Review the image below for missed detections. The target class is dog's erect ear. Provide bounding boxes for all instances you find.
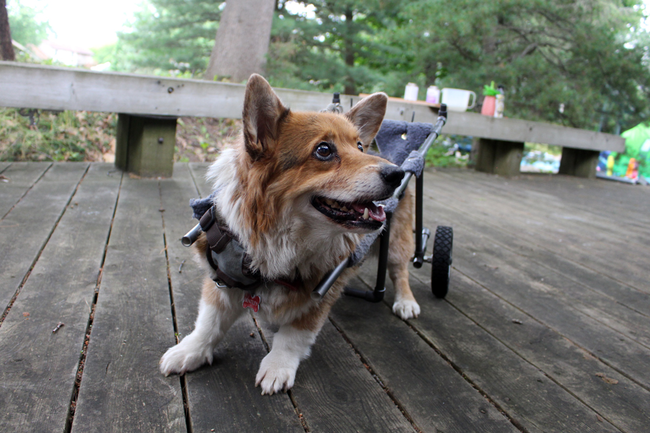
[242,74,289,160]
[345,92,388,146]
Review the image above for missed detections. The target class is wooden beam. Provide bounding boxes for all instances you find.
[0,62,625,153]
[558,148,600,178]
[116,114,177,178]
[474,138,524,177]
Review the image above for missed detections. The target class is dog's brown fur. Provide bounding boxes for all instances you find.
[160,74,419,394]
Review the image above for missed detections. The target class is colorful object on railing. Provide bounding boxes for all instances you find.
[426,85,440,104]
[626,158,639,180]
[606,154,614,176]
[481,81,498,116]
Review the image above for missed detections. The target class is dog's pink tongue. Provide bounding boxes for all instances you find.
[351,202,386,222]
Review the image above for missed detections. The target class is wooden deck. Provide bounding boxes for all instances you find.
[1,161,649,433]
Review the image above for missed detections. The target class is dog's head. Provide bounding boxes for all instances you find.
[239,74,403,242]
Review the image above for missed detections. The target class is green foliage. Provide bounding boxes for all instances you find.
[424,136,469,168]
[116,0,223,75]
[92,0,650,135]
[394,0,650,132]
[7,0,51,46]
[0,109,116,162]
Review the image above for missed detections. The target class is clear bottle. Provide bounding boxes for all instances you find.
[426,85,440,104]
[404,83,419,101]
[494,85,505,118]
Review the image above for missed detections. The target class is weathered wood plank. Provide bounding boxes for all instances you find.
[0,162,51,218]
[291,321,417,432]
[158,164,304,432]
[0,163,88,310]
[330,279,519,433]
[419,180,650,345]
[0,62,624,152]
[411,266,650,433]
[0,163,121,432]
[360,266,622,433]
[423,171,650,293]
[417,189,650,391]
[71,176,186,433]
[0,162,10,172]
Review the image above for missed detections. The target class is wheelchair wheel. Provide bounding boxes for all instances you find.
[431,226,453,299]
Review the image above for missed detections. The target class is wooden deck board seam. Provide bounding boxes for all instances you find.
[65,170,124,433]
[423,178,650,296]
[0,163,88,327]
[421,190,650,340]
[424,184,650,304]
[327,316,425,433]
[421,273,625,431]
[157,179,194,433]
[0,162,52,221]
[363,291,531,433]
[440,267,650,395]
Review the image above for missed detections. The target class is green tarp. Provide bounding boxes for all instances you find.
[612,122,650,178]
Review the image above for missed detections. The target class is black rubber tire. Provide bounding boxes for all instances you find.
[431,226,453,299]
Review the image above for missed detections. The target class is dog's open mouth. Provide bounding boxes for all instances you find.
[311,196,386,229]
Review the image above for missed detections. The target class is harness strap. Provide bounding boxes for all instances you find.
[199,205,302,292]
[199,207,232,254]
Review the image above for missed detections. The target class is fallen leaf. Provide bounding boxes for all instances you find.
[595,372,618,385]
[23,312,29,317]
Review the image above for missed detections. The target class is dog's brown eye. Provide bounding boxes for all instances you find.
[357,142,363,152]
[315,142,333,159]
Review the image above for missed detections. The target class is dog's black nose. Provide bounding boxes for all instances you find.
[380,164,405,188]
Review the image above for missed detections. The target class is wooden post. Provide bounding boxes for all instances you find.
[115,113,177,178]
[474,138,524,177]
[558,148,599,179]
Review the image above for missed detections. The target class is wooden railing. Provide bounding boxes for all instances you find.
[1,61,624,177]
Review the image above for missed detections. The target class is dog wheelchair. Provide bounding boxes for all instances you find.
[181,96,453,302]
[311,97,453,302]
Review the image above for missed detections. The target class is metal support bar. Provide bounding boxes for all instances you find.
[413,173,426,268]
[311,258,350,301]
[344,212,392,303]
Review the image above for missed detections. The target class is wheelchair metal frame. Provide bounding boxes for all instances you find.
[311,105,449,302]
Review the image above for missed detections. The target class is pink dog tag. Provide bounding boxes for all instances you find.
[243,293,261,312]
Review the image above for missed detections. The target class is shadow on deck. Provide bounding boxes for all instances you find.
[0,161,649,432]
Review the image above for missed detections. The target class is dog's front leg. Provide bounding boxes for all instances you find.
[160,279,244,376]
[255,324,317,395]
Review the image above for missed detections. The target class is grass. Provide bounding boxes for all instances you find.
[424,135,470,168]
[0,108,242,163]
[0,109,116,162]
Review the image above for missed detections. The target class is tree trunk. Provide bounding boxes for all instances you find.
[343,7,355,95]
[0,0,15,61]
[205,0,275,82]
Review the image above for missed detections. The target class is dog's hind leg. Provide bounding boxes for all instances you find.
[160,277,244,376]
[387,189,420,320]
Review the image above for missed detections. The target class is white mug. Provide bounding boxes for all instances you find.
[441,88,477,112]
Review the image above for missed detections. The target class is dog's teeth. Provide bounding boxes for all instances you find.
[326,199,334,206]
[341,206,349,212]
[363,208,369,219]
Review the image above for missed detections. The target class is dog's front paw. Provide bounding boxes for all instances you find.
[393,299,420,320]
[159,336,214,376]
[255,352,299,395]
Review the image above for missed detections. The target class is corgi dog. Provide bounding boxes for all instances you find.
[160,74,420,395]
